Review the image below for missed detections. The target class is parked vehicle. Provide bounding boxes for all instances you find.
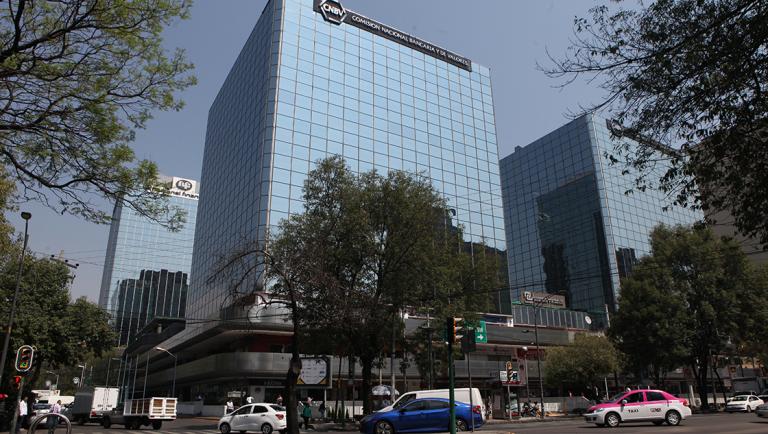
[583,389,691,428]
[379,388,485,421]
[218,403,287,434]
[725,395,763,413]
[756,401,768,418]
[100,397,177,430]
[70,387,119,424]
[361,398,484,434]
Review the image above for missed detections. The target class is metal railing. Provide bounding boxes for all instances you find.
[28,413,71,434]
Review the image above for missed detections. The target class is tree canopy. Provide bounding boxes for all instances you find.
[0,0,196,228]
[215,157,504,429]
[609,224,768,409]
[544,334,621,400]
[546,0,768,244]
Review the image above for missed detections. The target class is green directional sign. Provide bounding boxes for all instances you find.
[475,320,487,343]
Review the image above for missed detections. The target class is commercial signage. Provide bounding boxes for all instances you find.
[170,177,199,200]
[520,290,566,309]
[314,0,472,72]
[298,357,331,388]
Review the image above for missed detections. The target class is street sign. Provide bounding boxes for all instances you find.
[499,370,520,384]
[474,320,487,343]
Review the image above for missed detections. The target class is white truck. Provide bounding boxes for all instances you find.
[101,397,177,430]
[70,387,119,424]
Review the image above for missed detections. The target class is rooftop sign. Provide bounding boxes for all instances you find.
[314,0,472,72]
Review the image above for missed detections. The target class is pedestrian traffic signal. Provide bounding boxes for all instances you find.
[15,345,34,373]
[12,376,21,391]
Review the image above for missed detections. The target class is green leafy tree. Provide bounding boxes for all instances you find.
[609,262,691,386]
[0,253,117,394]
[609,224,763,409]
[545,0,768,244]
[0,0,196,228]
[544,334,621,400]
[214,157,503,431]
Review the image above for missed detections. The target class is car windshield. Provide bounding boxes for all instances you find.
[270,405,285,412]
[33,404,50,409]
[607,392,628,403]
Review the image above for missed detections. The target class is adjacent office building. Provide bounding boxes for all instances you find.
[98,175,199,346]
[140,0,512,401]
[500,114,702,324]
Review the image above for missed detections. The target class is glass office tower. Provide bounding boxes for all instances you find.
[500,114,702,324]
[185,0,507,335]
[98,175,198,345]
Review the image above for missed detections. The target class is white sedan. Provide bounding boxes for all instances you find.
[726,395,764,413]
[219,403,287,434]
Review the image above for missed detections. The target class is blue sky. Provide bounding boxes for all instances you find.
[8,0,601,302]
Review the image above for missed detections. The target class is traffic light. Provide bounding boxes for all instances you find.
[14,345,34,373]
[445,317,463,342]
[12,376,21,391]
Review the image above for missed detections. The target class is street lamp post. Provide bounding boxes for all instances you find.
[0,211,31,386]
[155,347,177,397]
[78,364,86,389]
[527,292,566,420]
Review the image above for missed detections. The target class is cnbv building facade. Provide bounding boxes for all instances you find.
[127,0,533,404]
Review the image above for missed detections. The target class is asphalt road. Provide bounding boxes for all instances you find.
[3,413,767,433]
[481,412,768,433]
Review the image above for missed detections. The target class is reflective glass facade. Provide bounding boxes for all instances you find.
[500,114,702,322]
[98,176,198,345]
[184,0,506,339]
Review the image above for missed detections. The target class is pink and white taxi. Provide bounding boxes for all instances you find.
[584,389,692,427]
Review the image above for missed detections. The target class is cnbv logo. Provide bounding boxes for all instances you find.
[318,0,346,25]
[175,179,193,191]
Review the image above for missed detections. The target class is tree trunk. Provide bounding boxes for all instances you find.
[361,356,373,415]
[694,360,710,410]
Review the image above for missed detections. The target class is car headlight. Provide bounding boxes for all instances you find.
[594,408,606,413]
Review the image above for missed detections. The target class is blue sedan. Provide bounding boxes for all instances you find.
[360,398,484,434]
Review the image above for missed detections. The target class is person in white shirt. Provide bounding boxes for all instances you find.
[246,396,254,404]
[226,400,235,413]
[15,396,28,434]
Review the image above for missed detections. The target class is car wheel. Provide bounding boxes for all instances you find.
[456,418,468,431]
[261,423,273,434]
[375,420,394,434]
[152,420,163,429]
[665,410,681,426]
[102,416,112,429]
[747,406,753,413]
[132,419,143,429]
[605,412,620,428]
[220,422,232,434]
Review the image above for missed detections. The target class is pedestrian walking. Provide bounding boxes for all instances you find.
[246,395,254,404]
[47,400,61,434]
[301,400,312,429]
[276,394,283,406]
[15,396,28,434]
[319,401,326,420]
